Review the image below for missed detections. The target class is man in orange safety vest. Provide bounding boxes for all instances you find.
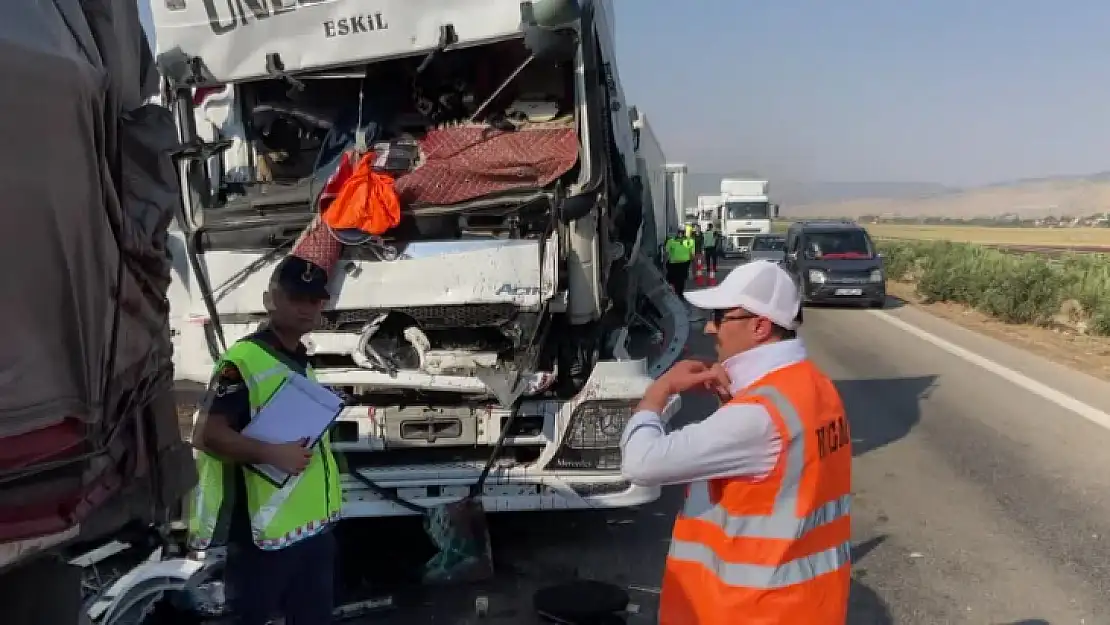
[621,260,851,625]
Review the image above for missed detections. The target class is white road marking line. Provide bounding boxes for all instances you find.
[867,309,1110,431]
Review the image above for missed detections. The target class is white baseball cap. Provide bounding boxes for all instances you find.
[684,260,802,330]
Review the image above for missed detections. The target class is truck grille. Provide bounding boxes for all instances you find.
[318,304,518,330]
[549,400,634,471]
[218,303,519,329]
[344,445,544,467]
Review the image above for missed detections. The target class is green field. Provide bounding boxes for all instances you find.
[866,224,1110,248]
[878,239,1110,334]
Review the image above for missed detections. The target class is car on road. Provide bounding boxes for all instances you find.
[746,233,786,263]
[783,220,885,308]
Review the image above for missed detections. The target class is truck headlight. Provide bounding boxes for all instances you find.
[549,400,635,471]
[869,269,883,283]
[807,269,826,284]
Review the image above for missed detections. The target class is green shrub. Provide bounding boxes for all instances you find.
[877,243,918,281]
[875,239,1110,335]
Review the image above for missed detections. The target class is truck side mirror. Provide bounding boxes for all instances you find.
[773,204,780,218]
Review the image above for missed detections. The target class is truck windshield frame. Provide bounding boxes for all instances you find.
[172,32,593,231]
[725,201,770,220]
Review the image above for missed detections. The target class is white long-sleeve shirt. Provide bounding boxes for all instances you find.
[620,339,808,487]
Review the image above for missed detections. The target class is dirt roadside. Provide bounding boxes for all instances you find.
[885,281,1110,383]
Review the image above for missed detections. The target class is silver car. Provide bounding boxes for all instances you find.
[747,234,786,263]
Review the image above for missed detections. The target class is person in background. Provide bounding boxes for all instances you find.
[702,223,719,275]
[664,229,694,295]
[189,255,343,625]
[692,224,705,258]
[620,260,851,625]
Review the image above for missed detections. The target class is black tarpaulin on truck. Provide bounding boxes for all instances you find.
[0,0,195,571]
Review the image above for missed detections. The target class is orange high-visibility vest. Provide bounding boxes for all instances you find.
[659,360,852,625]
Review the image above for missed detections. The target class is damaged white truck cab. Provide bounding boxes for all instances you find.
[155,0,687,518]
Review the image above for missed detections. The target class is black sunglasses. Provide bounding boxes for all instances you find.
[711,309,759,325]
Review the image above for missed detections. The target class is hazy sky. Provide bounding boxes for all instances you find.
[140,0,1110,186]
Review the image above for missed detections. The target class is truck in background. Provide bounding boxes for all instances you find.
[695,194,722,233]
[719,178,779,257]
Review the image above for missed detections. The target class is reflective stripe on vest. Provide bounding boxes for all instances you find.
[190,359,317,550]
[188,341,343,551]
[669,540,851,589]
[242,363,339,550]
[667,385,851,588]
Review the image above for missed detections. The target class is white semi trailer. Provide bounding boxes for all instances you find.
[665,163,687,237]
[695,194,722,233]
[631,108,669,257]
[720,178,778,256]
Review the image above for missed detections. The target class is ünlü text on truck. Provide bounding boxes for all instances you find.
[154,0,688,527]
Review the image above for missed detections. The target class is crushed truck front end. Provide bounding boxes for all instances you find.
[161,0,688,520]
[333,358,673,517]
[172,235,680,517]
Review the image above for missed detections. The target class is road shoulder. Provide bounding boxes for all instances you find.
[878,283,1110,418]
[886,280,1110,383]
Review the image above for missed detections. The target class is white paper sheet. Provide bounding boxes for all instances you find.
[241,373,345,486]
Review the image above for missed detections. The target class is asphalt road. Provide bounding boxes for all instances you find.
[333,260,1110,625]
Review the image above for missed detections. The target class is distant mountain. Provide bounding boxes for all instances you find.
[683,171,1110,219]
[682,173,955,209]
[786,177,1110,219]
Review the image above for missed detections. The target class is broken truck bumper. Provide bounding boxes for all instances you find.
[331,358,679,518]
[340,468,661,517]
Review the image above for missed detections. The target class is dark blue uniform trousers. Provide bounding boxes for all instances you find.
[227,531,336,625]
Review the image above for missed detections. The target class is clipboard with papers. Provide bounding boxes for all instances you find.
[241,371,346,488]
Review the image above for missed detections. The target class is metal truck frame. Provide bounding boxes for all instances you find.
[79,2,689,620]
[156,0,686,522]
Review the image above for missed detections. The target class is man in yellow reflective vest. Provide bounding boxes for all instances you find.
[664,229,695,295]
[189,255,343,625]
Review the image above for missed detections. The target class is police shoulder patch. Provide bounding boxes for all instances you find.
[217,363,241,381]
[205,363,245,399]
